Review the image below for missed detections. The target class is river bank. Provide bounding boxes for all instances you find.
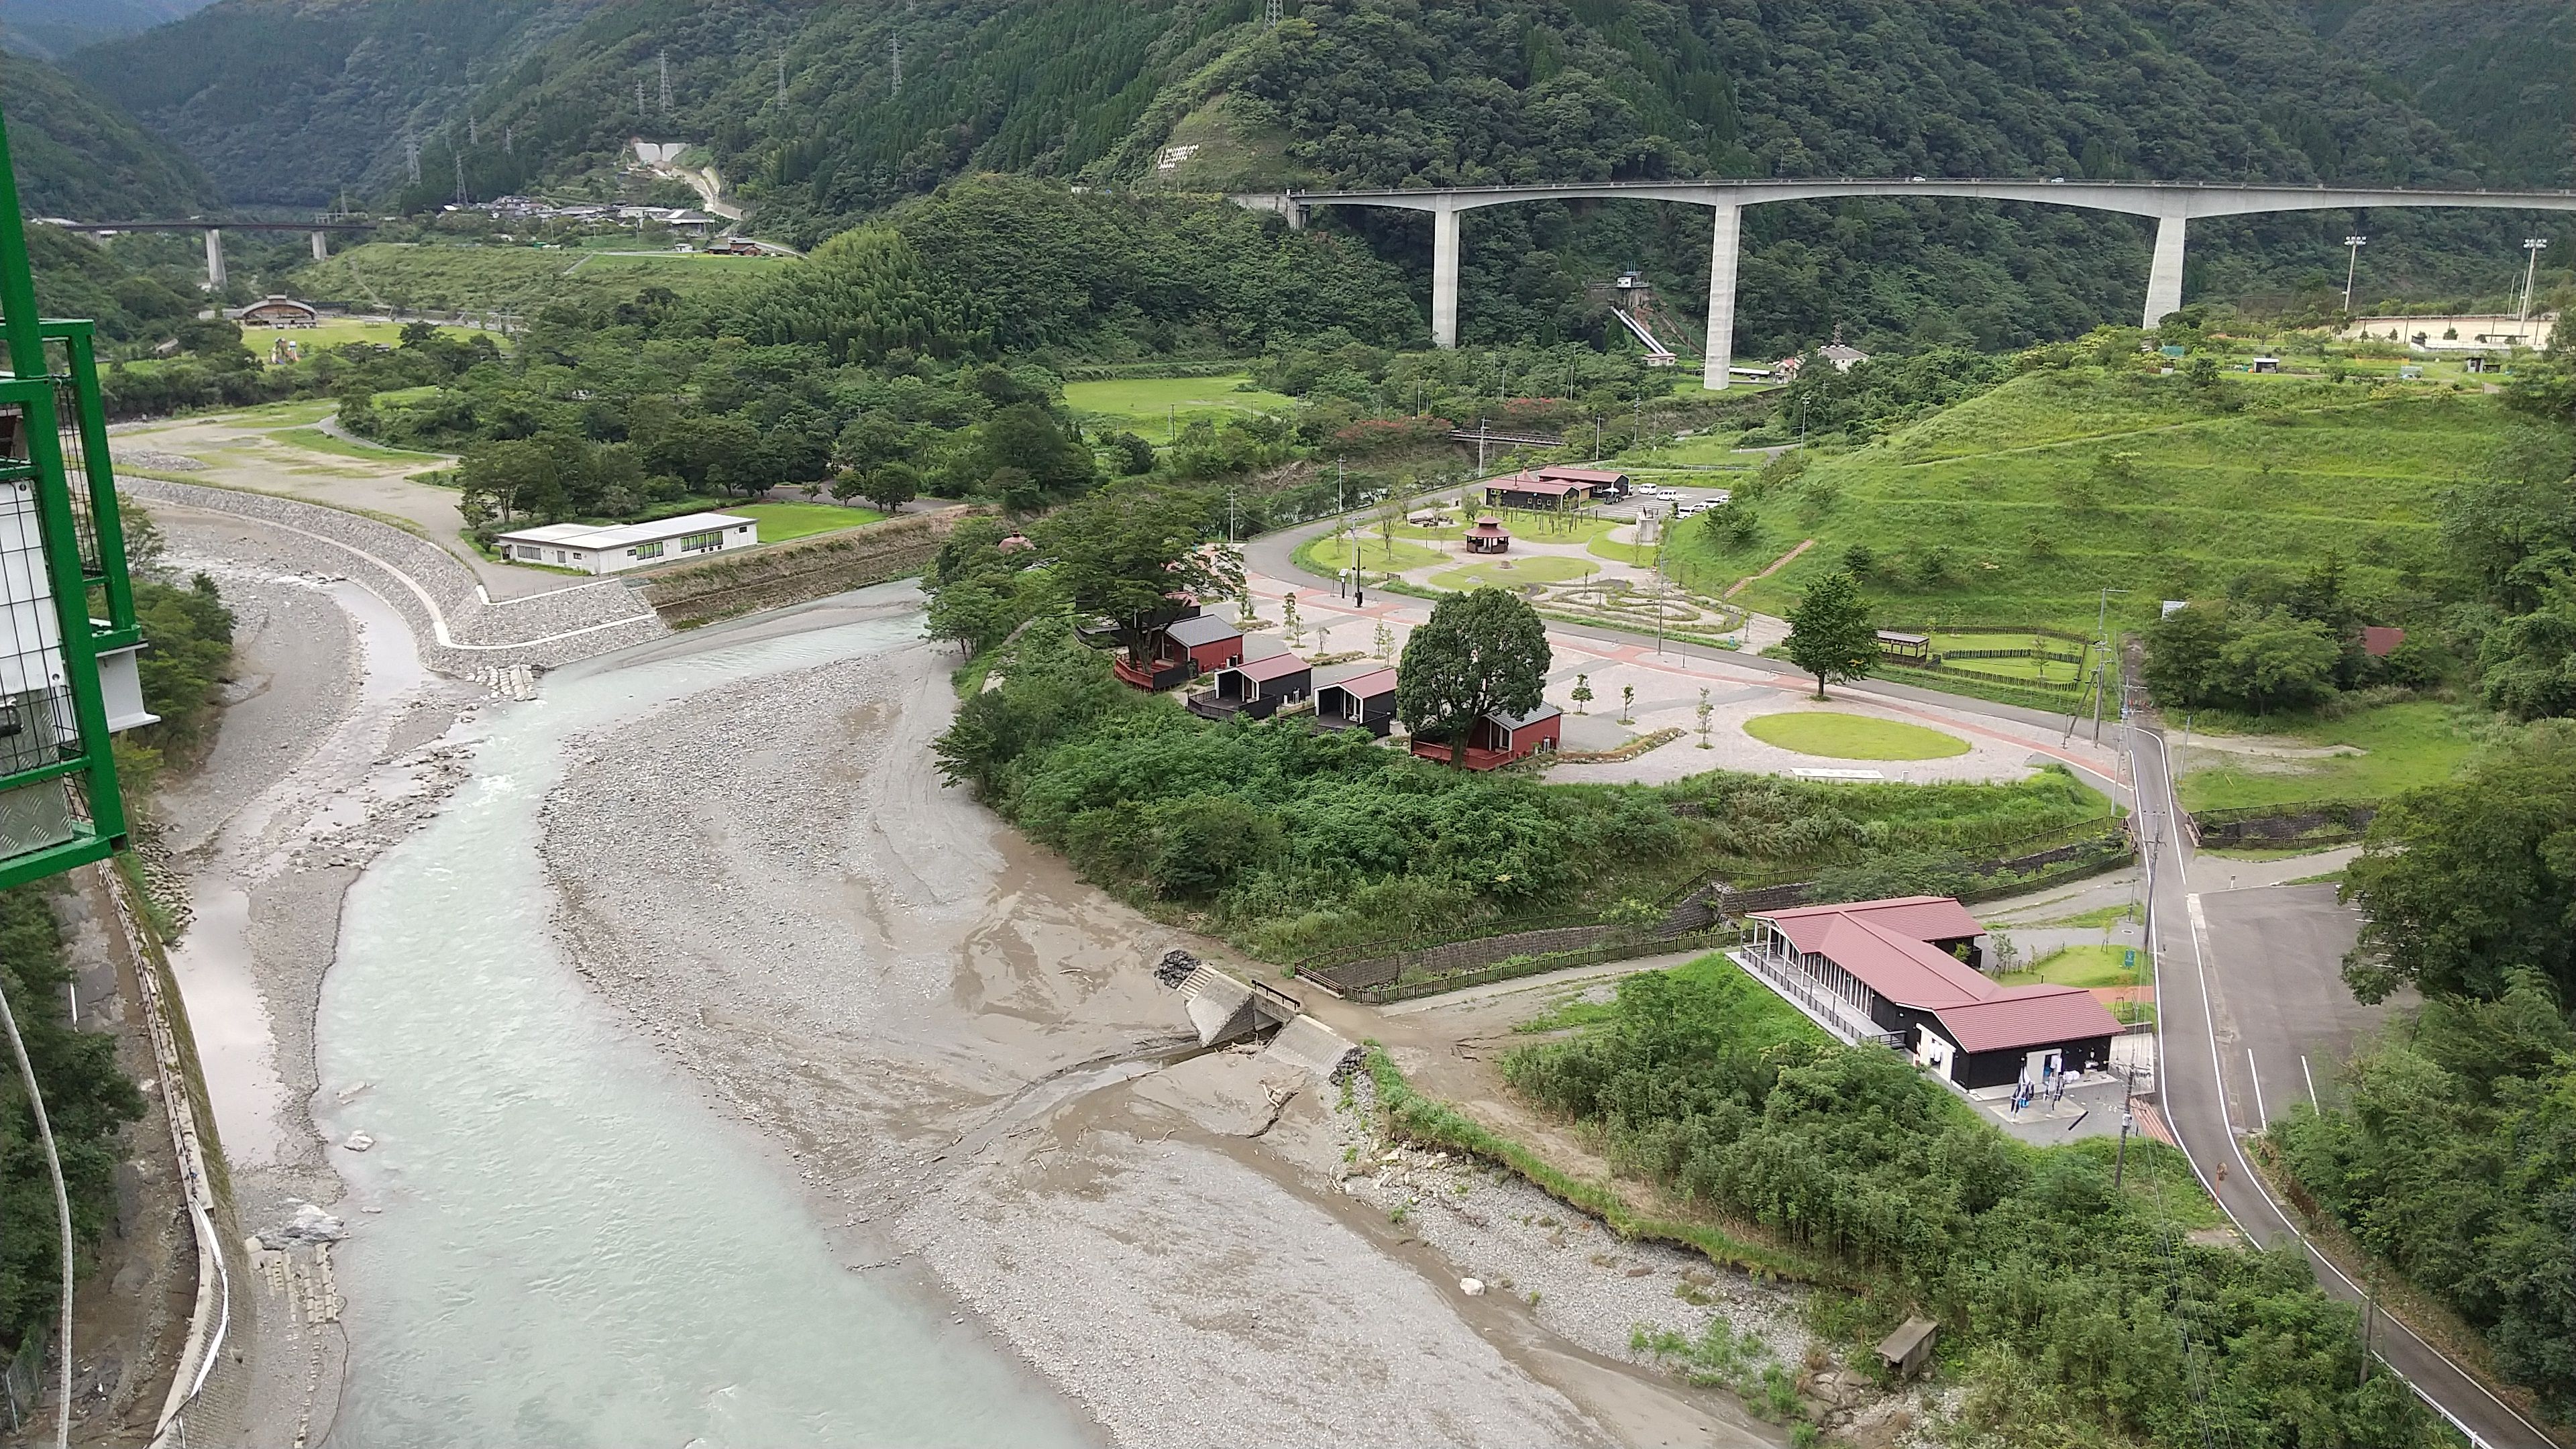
[536,623,1799,1447]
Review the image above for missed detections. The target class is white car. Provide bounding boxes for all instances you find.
[1634,482,1661,496]
[1674,502,1701,518]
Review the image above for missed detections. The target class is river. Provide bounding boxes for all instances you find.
[309,606,1097,1448]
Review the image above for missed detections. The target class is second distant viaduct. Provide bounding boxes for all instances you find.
[1229,178,2576,388]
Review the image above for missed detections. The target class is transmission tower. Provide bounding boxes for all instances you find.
[1265,0,1281,27]
[777,52,788,103]
[636,78,646,117]
[455,150,468,205]
[468,113,479,147]
[890,36,902,95]
[405,133,421,184]
[504,123,514,156]
[659,49,672,113]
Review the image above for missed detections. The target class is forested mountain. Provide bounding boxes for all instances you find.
[0,0,215,61]
[66,0,598,207]
[68,0,2576,355]
[0,49,212,217]
[2297,0,2575,186]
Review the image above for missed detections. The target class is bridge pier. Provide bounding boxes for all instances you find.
[1702,203,1741,391]
[1430,199,1460,348]
[311,229,329,261]
[203,227,225,291]
[2144,213,2186,328]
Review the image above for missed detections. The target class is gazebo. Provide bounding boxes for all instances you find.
[1464,516,1511,555]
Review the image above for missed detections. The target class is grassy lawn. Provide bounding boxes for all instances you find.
[273,427,447,464]
[1998,943,2146,988]
[2175,700,2484,810]
[1061,374,1293,434]
[1743,711,1972,760]
[1680,368,2536,635]
[256,319,485,352]
[1293,533,1448,576]
[1432,555,1599,588]
[1925,631,2091,686]
[290,242,781,314]
[733,501,888,542]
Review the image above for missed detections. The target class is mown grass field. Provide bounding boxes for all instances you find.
[1291,533,1448,574]
[1674,369,2538,635]
[1998,943,2144,988]
[273,427,447,463]
[1742,711,1972,760]
[732,501,888,542]
[2174,700,2485,810]
[1061,374,1293,435]
[1434,555,1596,588]
[288,243,786,315]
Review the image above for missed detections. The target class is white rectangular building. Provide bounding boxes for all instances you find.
[494,511,758,575]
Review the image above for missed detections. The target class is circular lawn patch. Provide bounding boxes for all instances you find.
[1743,711,1972,761]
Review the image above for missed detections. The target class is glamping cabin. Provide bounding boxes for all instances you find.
[1314,667,1399,735]
[1409,703,1562,769]
[1187,652,1312,720]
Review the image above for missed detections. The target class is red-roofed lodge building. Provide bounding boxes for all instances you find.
[1740,896,2122,1089]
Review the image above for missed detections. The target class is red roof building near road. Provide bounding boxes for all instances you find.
[1746,896,2123,1089]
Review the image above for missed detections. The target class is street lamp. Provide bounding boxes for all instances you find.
[2520,238,2549,325]
[2341,235,2365,315]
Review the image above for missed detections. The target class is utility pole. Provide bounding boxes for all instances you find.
[2091,588,2129,745]
[2341,235,2365,314]
[2520,238,2549,325]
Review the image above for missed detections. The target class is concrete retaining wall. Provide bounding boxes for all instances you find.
[639,508,979,626]
[117,476,669,674]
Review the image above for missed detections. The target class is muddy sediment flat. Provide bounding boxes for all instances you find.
[537,627,1788,1447]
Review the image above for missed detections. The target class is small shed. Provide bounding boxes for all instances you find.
[1315,667,1399,735]
[2249,356,2281,374]
[1877,1316,1938,1379]
[1464,516,1511,555]
[1162,614,1245,675]
[1875,629,1931,662]
[1191,652,1311,720]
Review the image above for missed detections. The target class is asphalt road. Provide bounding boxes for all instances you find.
[2133,726,2563,1449]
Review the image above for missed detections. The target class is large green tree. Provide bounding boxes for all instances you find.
[1395,587,1552,764]
[1782,569,1876,700]
[1034,483,1240,651]
[2341,720,2576,1005]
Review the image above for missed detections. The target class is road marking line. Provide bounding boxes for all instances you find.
[2248,1050,2267,1130]
[2302,1053,2318,1106]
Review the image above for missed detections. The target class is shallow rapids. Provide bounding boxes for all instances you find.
[312,600,1096,1448]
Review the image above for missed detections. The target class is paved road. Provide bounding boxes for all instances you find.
[2132,726,2563,1449]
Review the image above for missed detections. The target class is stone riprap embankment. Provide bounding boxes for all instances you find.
[119,475,669,673]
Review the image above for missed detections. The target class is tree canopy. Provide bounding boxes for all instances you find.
[1783,569,1876,699]
[1395,588,1552,764]
[2341,720,2576,1006]
[1033,483,1240,637]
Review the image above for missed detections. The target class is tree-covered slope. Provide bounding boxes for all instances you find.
[68,0,2572,354]
[0,0,216,61]
[0,49,211,217]
[2297,0,2575,186]
[66,0,598,207]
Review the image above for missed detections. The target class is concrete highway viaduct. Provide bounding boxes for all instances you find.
[49,219,378,290]
[1230,178,2576,388]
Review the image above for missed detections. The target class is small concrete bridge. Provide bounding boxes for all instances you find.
[50,219,380,287]
[1230,178,2576,388]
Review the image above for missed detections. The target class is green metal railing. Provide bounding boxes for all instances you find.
[0,106,137,889]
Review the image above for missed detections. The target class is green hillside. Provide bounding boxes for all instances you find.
[2298,0,2575,186]
[288,241,786,315]
[0,0,216,60]
[69,0,2571,358]
[1694,368,2539,636]
[0,50,211,217]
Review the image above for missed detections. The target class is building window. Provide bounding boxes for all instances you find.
[679,530,724,552]
[633,539,664,560]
